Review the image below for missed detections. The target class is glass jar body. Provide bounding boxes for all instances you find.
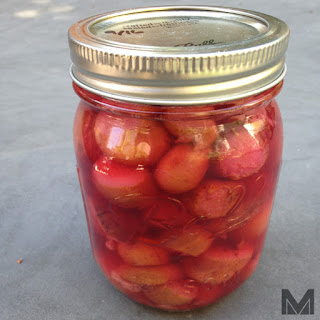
[73,83,283,311]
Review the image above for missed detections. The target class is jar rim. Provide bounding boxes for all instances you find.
[73,81,283,120]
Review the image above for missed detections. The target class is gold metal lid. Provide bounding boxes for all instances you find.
[68,6,289,105]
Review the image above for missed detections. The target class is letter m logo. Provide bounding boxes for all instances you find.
[282,289,314,315]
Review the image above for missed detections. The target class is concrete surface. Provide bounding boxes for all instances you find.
[1,0,319,319]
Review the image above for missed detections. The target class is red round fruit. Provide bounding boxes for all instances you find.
[183,242,253,285]
[146,198,193,229]
[94,112,171,166]
[204,173,270,235]
[161,225,214,257]
[138,198,195,245]
[228,197,273,243]
[97,251,144,297]
[164,119,218,149]
[92,156,158,208]
[145,280,199,307]
[96,205,146,243]
[115,263,182,286]
[85,192,146,242]
[209,113,270,180]
[117,241,170,266]
[183,179,245,219]
[154,144,209,194]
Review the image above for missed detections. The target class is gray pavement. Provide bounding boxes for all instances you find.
[1,0,319,319]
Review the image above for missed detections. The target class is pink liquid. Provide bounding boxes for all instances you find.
[73,83,283,310]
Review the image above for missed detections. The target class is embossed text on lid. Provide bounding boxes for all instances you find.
[68,6,289,105]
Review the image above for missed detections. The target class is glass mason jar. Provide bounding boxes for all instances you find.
[68,6,289,311]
